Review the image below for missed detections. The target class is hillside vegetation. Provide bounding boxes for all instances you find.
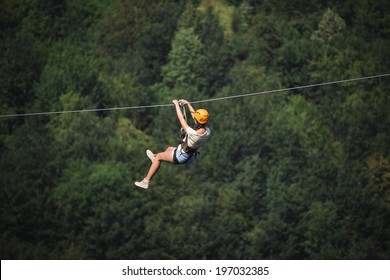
[1,0,389,259]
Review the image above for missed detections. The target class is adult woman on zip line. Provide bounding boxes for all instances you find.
[135,99,211,189]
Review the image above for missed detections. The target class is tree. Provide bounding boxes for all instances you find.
[0,30,47,114]
[252,95,340,258]
[162,27,206,94]
[0,118,59,259]
[34,40,103,114]
[1,0,389,260]
[96,0,185,84]
[197,5,233,95]
[311,8,346,43]
[302,201,346,259]
[52,160,149,259]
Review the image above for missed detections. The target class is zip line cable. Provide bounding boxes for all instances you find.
[190,73,390,105]
[0,73,389,119]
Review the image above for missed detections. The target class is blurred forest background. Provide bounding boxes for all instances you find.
[1,0,389,259]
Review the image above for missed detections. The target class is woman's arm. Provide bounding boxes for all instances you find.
[179,99,196,121]
[173,99,189,131]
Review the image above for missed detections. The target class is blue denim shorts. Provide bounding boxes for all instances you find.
[173,144,196,164]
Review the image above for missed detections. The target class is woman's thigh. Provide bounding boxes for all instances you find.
[157,147,175,163]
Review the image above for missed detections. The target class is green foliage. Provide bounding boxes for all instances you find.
[0,120,60,258]
[34,40,103,113]
[96,0,185,84]
[1,0,389,260]
[311,8,346,43]
[162,27,206,93]
[53,159,149,259]
[0,29,47,111]
[302,201,346,259]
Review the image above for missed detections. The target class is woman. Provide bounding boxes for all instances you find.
[135,99,211,189]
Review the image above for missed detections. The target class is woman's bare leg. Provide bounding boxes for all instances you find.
[145,147,175,181]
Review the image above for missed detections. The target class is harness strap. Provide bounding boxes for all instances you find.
[179,101,187,141]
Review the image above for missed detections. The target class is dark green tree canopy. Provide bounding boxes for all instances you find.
[1,0,389,260]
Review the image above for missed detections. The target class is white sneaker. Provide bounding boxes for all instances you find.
[135,178,149,189]
[146,150,155,162]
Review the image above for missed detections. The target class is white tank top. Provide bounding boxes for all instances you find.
[186,126,211,149]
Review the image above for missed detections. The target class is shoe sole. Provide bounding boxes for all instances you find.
[146,150,155,162]
[135,182,148,189]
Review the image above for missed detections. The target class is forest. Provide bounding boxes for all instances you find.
[0,0,389,260]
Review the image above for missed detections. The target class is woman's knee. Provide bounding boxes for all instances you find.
[155,153,163,161]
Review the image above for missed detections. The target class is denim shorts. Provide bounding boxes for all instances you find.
[172,144,196,164]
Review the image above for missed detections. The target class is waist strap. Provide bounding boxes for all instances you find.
[181,139,197,154]
[183,146,197,154]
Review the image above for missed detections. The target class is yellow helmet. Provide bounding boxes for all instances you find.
[194,109,209,124]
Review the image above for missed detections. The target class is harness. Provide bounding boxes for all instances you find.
[179,101,187,142]
[173,102,198,164]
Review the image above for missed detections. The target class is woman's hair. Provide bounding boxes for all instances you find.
[193,119,205,130]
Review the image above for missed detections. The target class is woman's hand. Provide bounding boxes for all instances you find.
[179,99,196,118]
[172,99,180,106]
[179,99,189,105]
